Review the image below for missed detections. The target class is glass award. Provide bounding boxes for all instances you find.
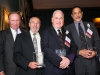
[55,49,66,56]
[33,52,45,68]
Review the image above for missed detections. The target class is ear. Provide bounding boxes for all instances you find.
[8,19,10,23]
[29,22,30,27]
[51,17,53,23]
[71,14,73,18]
[82,12,83,16]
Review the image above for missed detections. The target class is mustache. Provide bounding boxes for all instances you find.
[76,16,80,19]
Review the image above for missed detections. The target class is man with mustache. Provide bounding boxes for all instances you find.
[13,17,43,75]
[65,6,100,75]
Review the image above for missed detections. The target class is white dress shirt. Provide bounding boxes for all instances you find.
[10,27,21,41]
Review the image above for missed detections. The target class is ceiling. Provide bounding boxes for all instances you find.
[32,0,100,9]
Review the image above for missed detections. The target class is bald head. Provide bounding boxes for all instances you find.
[8,12,21,30]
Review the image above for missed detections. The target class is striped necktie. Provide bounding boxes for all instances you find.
[58,29,64,49]
[33,34,38,52]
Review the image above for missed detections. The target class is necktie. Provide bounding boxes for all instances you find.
[14,30,18,41]
[78,23,87,49]
[33,34,38,52]
[58,29,64,49]
[16,30,18,36]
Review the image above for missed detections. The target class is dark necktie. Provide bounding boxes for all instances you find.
[58,29,64,49]
[33,34,38,52]
[78,23,87,49]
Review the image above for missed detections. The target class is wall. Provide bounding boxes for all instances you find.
[0,0,19,12]
[31,8,100,32]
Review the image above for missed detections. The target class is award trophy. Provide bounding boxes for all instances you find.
[33,52,45,68]
[55,49,66,56]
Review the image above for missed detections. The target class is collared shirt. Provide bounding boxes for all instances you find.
[74,20,86,36]
[30,30,41,52]
[54,28,62,35]
[10,27,21,41]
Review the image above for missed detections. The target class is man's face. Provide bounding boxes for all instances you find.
[29,17,40,33]
[52,11,64,29]
[8,13,20,30]
[71,7,83,22]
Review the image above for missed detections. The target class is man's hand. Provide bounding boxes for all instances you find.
[79,49,90,58]
[59,56,70,69]
[86,50,97,59]
[0,72,5,75]
[79,49,97,59]
[28,62,39,69]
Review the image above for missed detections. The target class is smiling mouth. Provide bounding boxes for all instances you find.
[56,23,61,24]
[76,16,80,19]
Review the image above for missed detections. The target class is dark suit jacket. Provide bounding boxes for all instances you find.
[41,26,77,75]
[0,31,4,71]
[13,32,43,75]
[64,21,100,74]
[0,28,25,75]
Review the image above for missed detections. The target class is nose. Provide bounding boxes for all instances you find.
[34,23,37,26]
[14,21,17,24]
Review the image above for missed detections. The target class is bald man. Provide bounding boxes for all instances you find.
[0,12,26,75]
[41,10,77,75]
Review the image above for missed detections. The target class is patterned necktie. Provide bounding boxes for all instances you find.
[58,29,64,49]
[78,23,87,49]
[33,34,38,52]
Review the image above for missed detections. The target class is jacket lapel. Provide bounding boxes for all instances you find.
[83,22,92,47]
[50,26,61,45]
[7,29,14,49]
[25,32,35,52]
[62,28,66,42]
[71,23,81,44]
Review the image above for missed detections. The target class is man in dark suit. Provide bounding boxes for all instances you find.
[13,17,43,75]
[0,12,25,75]
[65,6,100,75]
[0,31,4,75]
[41,10,77,75]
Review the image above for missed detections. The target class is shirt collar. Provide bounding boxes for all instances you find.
[30,30,39,36]
[10,27,21,34]
[54,27,62,35]
[74,20,83,25]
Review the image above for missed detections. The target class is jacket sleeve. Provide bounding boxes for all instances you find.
[41,30,62,67]
[0,31,5,71]
[13,34,30,70]
[66,33,77,63]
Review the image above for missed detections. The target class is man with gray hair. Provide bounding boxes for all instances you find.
[41,10,77,75]
[13,17,43,75]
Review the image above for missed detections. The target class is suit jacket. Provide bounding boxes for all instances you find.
[0,31,4,71]
[13,32,43,75]
[41,26,77,75]
[64,21,100,74]
[0,28,25,75]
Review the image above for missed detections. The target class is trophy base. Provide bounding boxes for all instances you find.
[38,64,46,68]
